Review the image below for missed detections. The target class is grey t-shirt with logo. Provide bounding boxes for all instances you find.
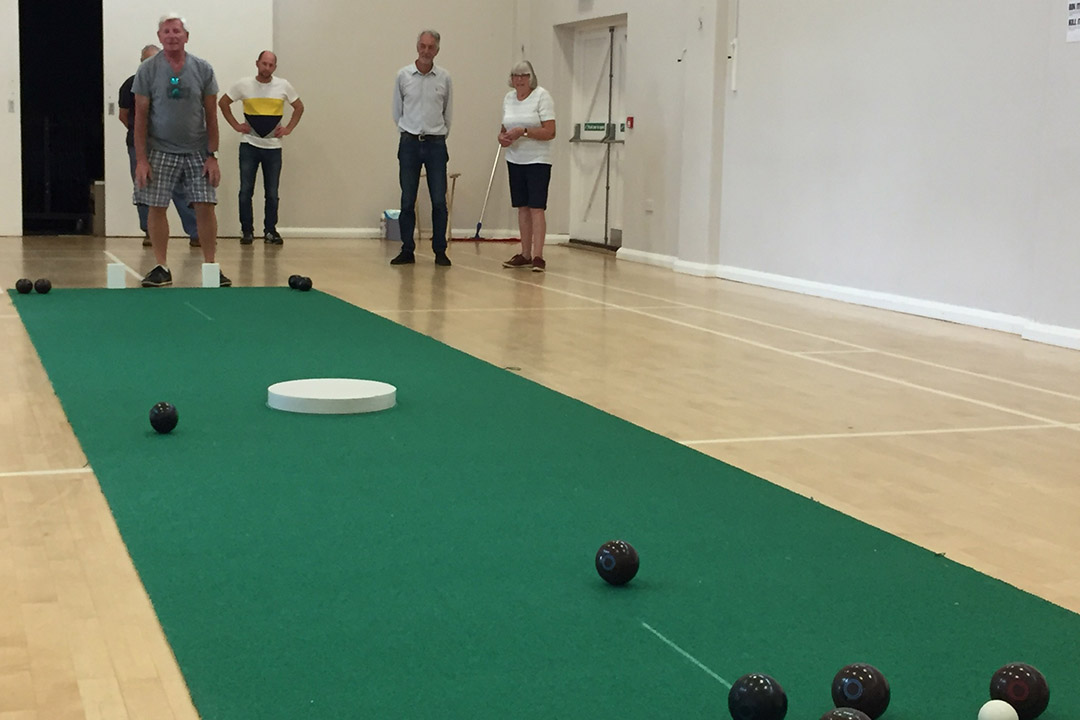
[132,51,218,154]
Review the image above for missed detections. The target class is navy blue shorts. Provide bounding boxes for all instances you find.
[507,162,551,209]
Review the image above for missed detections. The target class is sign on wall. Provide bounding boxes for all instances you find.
[1068,1,1080,41]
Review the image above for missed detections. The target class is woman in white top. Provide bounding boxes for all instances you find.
[498,61,556,272]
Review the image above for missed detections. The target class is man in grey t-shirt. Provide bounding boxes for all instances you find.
[119,43,200,248]
[133,13,229,287]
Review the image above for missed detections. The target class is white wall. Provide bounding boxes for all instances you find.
[524,0,1079,348]
[103,2,273,238]
[0,0,21,236]
[1030,2,1080,337]
[715,0,1080,346]
[717,3,1037,318]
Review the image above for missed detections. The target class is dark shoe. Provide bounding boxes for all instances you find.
[219,271,232,287]
[189,237,201,248]
[264,231,284,245]
[141,265,172,287]
[434,252,452,267]
[142,233,152,247]
[531,256,546,273]
[502,253,531,268]
[240,232,255,245]
[390,251,415,265]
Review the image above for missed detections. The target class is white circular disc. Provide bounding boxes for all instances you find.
[978,699,1019,720]
[267,378,397,415]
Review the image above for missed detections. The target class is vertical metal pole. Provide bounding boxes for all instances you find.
[604,26,614,245]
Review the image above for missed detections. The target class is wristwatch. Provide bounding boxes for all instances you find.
[523,128,529,138]
[206,151,217,158]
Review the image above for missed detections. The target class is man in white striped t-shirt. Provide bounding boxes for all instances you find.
[220,51,305,246]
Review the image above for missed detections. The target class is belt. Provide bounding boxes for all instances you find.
[401,131,445,142]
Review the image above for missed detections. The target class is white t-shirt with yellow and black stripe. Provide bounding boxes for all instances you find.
[226,76,299,150]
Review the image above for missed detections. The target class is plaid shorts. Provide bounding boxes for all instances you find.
[133,150,217,207]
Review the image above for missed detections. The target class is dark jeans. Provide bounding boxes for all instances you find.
[238,143,282,234]
[397,134,448,253]
[127,145,198,239]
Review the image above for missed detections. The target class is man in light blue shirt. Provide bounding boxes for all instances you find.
[391,29,453,267]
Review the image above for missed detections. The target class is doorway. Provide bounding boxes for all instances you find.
[567,23,626,249]
[19,0,104,235]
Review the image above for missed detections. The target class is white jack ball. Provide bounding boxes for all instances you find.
[978,699,1019,720]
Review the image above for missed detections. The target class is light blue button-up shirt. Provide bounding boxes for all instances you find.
[392,63,453,136]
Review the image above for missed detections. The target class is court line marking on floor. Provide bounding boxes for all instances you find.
[683,423,1059,445]
[495,257,1080,403]
[796,349,876,356]
[451,261,1078,430]
[184,302,214,321]
[640,622,731,689]
[103,251,144,279]
[379,305,645,314]
[0,467,94,479]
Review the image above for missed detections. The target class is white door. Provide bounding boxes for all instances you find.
[568,25,626,246]
[0,0,22,236]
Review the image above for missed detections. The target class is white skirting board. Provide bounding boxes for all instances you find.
[612,248,675,270]
[615,247,1080,352]
[274,228,569,243]
[1022,323,1080,350]
[275,227,384,239]
[274,227,561,240]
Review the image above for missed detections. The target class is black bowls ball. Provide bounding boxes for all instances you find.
[34,278,52,294]
[15,278,33,294]
[831,664,890,719]
[820,709,871,720]
[288,275,313,291]
[990,663,1049,720]
[149,402,179,434]
[595,540,639,586]
[728,673,788,720]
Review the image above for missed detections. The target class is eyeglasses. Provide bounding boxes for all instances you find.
[168,76,181,99]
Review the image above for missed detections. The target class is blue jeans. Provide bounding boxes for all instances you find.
[238,143,282,235]
[127,145,198,239]
[397,134,448,253]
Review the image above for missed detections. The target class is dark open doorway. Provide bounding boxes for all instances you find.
[20,0,104,235]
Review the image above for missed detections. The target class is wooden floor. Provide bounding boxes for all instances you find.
[2,234,1079,719]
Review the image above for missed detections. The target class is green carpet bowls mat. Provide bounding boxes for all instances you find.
[11,287,1080,719]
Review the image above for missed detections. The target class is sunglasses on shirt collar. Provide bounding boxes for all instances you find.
[168,76,182,99]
